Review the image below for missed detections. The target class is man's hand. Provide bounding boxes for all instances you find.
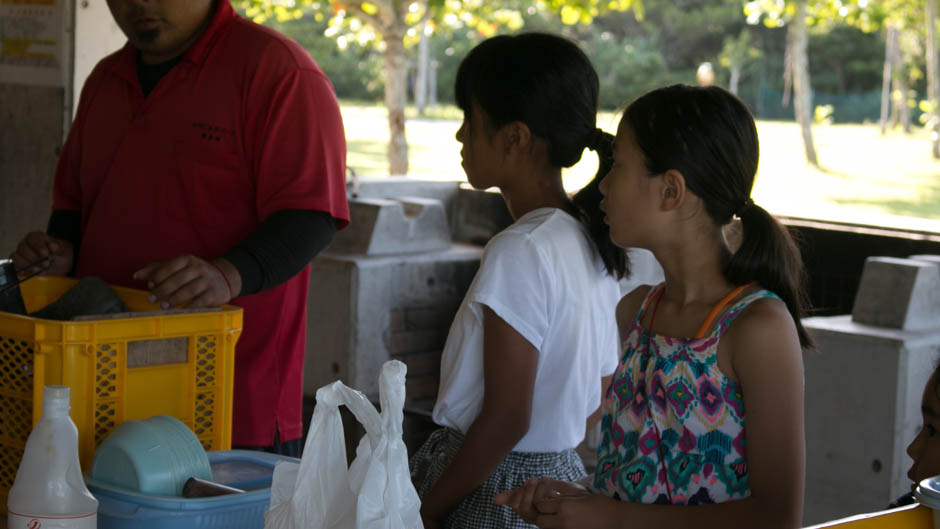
[11,231,74,276]
[133,255,241,309]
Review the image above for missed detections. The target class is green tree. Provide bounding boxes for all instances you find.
[875,1,924,134]
[243,0,643,176]
[925,0,940,156]
[257,11,386,100]
[747,0,940,160]
[745,0,884,165]
[875,0,936,150]
[817,0,935,154]
[720,29,762,94]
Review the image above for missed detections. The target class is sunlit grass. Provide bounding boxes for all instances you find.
[753,121,940,232]
[342,101,940,233]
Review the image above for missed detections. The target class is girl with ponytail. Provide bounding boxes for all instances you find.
[496,85,809,528]
[410,33,628,529]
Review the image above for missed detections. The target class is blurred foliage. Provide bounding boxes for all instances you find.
[743,0,886,31]
[260,11,385,100]
[810,24,886,94]
[814,103,834,124]
[720,29,762,72]
[237,0,922,121]
[581,33,686,108]
[238,0,646,34]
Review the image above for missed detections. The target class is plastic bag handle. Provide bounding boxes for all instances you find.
[318,381,383,446]
[379,360,407,434]
[265,360,421,529]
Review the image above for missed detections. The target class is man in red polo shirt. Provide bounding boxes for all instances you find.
[11,0,350,455]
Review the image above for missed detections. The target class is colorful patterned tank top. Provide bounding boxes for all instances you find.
[593,283,780,505]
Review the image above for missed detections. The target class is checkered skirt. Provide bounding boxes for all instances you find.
[410,428,587,529]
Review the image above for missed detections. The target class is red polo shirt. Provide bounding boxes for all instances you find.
[52,1,349,445]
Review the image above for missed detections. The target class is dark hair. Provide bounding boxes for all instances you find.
[454,32,627,279]
[931,359,940,399]
[624,84,812,347]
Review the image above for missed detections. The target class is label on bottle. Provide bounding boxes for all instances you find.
[8,512,96,529]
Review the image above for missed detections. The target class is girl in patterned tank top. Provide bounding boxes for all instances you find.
[496,84,812,528]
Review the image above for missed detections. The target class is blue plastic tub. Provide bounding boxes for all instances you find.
[86,450,299,529]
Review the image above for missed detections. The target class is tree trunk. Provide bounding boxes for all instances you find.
[384,30,409,175]
[429,59,438,108]
[927,0,940,158]
[893,41,912,133]
[791,0,818,166]
[782,28,793,107]
[900,75,912,133]
[889,74,901,129]
[880,25,897,135]
[729,65,741,96]
[415,21,430,116]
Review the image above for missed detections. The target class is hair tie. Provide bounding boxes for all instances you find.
[734,198,754,218]
[586,128,610,152]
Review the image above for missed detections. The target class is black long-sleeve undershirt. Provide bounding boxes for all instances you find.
[47,210,82,263]
[47,209,336,296]
[223,210,335,295]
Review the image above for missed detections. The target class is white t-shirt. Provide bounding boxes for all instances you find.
[432,207,621,453]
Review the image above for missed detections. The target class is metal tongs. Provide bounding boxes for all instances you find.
[0,256,54,297]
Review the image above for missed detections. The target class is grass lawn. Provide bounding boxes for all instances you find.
[342,101,940,233]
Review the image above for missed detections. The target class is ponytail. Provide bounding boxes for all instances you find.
[573,129,628,280]
[726,203,813,348]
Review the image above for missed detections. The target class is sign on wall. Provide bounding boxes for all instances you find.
[0,0,65,87]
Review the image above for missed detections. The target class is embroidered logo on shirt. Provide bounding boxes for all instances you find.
[192,122,235,142]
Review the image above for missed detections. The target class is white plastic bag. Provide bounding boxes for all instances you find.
[264,360,424,529]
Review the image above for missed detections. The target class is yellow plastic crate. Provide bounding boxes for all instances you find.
[805,504,933,528]
[0,276,242,512]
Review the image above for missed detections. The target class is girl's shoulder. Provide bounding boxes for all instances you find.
[723,293,794,343]
[722,294,802,379]
[484,209,569,251]
[713,288,783,334]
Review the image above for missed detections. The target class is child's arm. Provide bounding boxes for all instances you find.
[499,296,805,529]
[419,305,539,528]
[718,295,805,526]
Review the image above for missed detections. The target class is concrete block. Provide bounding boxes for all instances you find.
[354,178,461,205]
[351,178,513,245]
[303,257,354,393]
[909,254,940,269]
[392,350,441,376]
[451,187,513,245]
[851,256,940,330]
[328,196,452,256]
[404,374,441,402]
[402,306,455,329]
[386,328,447,355]
[802,315,940,525]
[304,244,482,400]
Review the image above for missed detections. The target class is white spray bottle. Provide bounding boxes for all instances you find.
[7,385,97,528]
